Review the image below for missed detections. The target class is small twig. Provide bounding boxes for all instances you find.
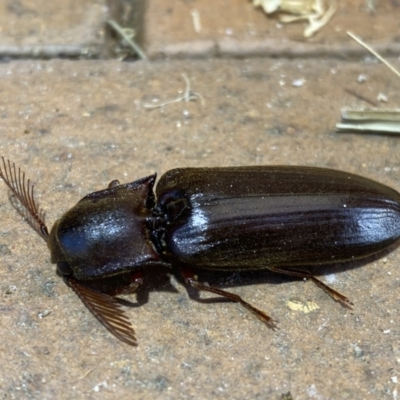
[144,74,204,109]
[78,369,93,380]
[347,31,400,79]
[190,9,202,33]
[344,88,377,107]
[107,19,148,61]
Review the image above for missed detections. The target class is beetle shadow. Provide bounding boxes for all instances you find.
[106,242,399,310]
[115,265,180,309]
[62,265,180,310]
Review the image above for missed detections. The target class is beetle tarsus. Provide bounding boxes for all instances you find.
[310,276,353,309]
[267,266,353,310]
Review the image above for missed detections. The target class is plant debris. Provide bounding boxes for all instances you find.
[252,0,337,37]
[144,74,204,109]
[336,109,400,134]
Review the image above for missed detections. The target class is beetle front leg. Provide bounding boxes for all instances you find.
[267,266,353,309]
[181,268,278,329]
[107,270,144,296]
[117,270,144,295]
[108,179,120,188]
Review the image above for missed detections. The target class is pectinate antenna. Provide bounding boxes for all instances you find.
[0,157,49,240]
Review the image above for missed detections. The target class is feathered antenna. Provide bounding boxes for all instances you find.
[0,157,48,240]
[68,279,138,346]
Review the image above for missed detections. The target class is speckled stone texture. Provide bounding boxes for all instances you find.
[0,58,400,399]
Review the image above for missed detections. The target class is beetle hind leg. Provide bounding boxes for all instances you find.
[181,268,278,329]
[267,266,353,309]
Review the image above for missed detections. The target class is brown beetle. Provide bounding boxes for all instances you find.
[1,158,400,345]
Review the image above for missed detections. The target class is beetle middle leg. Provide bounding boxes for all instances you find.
[181,268,278,329]
[267,266,353,309]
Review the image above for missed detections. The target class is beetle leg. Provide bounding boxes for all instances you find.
[119,271,144,295]
[267,266,353,309]
[66,277,138,346]
[107,270,144,296]
[181,268,278,329]
[108,179,120,188]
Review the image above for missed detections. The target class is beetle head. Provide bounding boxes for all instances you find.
[47,174,161,280]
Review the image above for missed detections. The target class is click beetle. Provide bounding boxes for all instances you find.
[1,158,400,345]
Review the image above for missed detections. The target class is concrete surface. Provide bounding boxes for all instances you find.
[143,0,400,59]
[0,0,107,58]
[0,58,400,399]
[0,1,400,400]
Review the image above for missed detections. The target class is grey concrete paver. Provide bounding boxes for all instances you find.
[0,0,108,58]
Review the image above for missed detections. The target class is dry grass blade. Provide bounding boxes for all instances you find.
[347,31,400,79]
[336,109,400,134]
[106,19,148,60]
[0,157,48,239]
[68,279,138,346]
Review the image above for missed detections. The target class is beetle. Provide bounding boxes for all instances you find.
[1,157,400,346]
